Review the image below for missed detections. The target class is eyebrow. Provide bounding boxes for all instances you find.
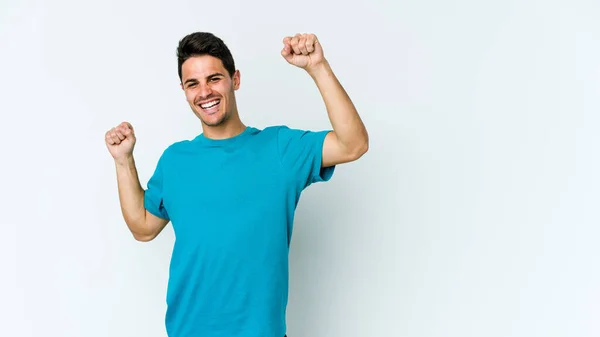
[183,72,225,86]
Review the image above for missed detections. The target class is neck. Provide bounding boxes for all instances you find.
[201,115,247,140]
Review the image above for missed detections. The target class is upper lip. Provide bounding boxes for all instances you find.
[197,98,221,105]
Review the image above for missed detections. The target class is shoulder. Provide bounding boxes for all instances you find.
[166,139,193,151]
[249,125,295,142]
[155,139,194,163]
[259,125,332,150]
[260,125,288,134]
[262,125,310,139]
[165,139,189,153]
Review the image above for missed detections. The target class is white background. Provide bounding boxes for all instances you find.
[1,0,599,336]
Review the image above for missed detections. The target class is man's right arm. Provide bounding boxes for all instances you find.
[115,156,169,242]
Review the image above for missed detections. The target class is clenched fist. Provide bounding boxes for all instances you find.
[281,33,326,72]
[105,122,136,161]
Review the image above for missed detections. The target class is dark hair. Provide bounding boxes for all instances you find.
[176,32,236,82]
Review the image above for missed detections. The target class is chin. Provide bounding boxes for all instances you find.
[201,112,228,127]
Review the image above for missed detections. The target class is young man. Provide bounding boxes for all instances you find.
[105,32,368,337]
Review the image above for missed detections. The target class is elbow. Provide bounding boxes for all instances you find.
[349,136,369,161]
[359,139,369,156]
[133,233,156,242]
[129,223,158,242]
[125,212,161,242]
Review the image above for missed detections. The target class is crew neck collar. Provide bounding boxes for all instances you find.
[195,126,256,146]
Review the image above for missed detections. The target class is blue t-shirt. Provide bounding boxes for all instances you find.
[144,125,335,337]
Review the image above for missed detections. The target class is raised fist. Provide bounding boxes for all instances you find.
[281,33,325,71]
[105,122,136,161]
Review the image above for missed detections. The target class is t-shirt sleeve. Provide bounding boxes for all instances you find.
[144,150,170,221]
[276,125,335,189]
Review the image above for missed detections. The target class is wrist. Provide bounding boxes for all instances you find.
[306,59,332,79]
[115,155,135,168]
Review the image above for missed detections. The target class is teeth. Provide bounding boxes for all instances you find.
[200,99,220,109]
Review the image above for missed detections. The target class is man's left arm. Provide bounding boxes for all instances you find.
[282,33,369,168]
[308,60,369,167]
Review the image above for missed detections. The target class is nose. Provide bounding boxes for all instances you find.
[198,83,213,99]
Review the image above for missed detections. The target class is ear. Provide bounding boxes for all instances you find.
[232,70,241,90]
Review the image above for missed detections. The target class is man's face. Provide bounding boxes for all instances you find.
[180,55,240,127]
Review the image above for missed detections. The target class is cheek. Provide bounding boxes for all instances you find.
[185,91,195,104]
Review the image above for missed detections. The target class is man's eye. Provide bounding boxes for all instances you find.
[211,78,220,82]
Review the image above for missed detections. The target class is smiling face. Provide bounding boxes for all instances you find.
[180,55,240,128]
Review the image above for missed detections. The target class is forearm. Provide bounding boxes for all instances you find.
[308,60,368,154]
[114,156,149,236]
